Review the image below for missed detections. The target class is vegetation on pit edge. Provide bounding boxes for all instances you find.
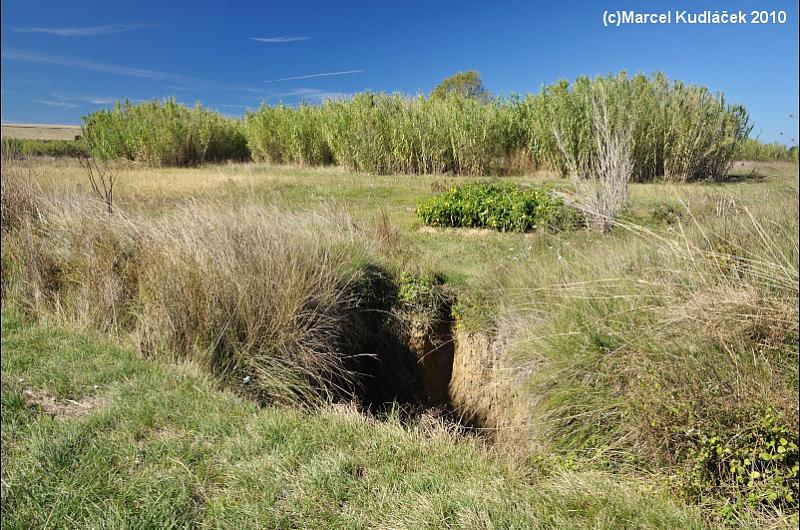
[685,411,798,518]
[1,310,708,529]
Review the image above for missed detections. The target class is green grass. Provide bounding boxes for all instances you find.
[3,156,798,526]
[1,311,705,529]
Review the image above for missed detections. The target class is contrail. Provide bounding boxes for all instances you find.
[265,70,365,83]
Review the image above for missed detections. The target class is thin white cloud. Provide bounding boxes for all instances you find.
[14,22,158,37]
[2,49,267,95]
[31,99,78,109]
[165,85,198,92]
[4,49,185,81]
[274,88,327,97]
[304,91,348,103]
[251,36,311,43]
[268,88,348,102]
[265,69,365,83]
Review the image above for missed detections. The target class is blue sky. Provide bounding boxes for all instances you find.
[2,0,798,143]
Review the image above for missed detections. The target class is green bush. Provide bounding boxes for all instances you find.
[14,139,87,158]
[81,98,249,166]
[416,182,575,232]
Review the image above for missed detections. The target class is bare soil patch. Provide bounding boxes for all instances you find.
[22,388,105,418]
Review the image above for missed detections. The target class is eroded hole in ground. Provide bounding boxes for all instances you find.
[356,313,456,412]
[344,266,481,430]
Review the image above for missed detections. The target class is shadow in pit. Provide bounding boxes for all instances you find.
[344,264,457,420]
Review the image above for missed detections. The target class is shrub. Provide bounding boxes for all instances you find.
[554,79,633,231]
[686,412,798,514]
[735,139,799,162]
[81,98,249,166]
[416,182,574,232]
[14,139,87,158]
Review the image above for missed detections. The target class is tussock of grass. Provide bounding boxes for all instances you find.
[1,142,41,233]
[2,190,376,404]
[491,184,798,522]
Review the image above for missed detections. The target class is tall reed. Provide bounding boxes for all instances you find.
[82,98,249,166]
[81,73,758,179]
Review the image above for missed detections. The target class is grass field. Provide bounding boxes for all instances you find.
[1,124,81,141]
[1,310,709,529]
[2,154,798,528]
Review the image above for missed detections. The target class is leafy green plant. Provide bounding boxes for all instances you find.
[416,182,575,232]
[685,412,799,514]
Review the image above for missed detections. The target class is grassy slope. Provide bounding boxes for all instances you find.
[0,311,703,529]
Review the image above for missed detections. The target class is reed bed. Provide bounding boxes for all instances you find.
[81,98,249,166]
[81,73,770,181]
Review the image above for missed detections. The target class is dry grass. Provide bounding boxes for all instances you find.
[487,179,799,521]
[1,142,41,232]
[2,189,377,405]
[555,82,633,231]
[1,124,81,141]
[3,152,797,524]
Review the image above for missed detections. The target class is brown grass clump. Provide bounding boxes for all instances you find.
[2,194,374,405]
[554,81,634,231]
[1,141,41,232]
